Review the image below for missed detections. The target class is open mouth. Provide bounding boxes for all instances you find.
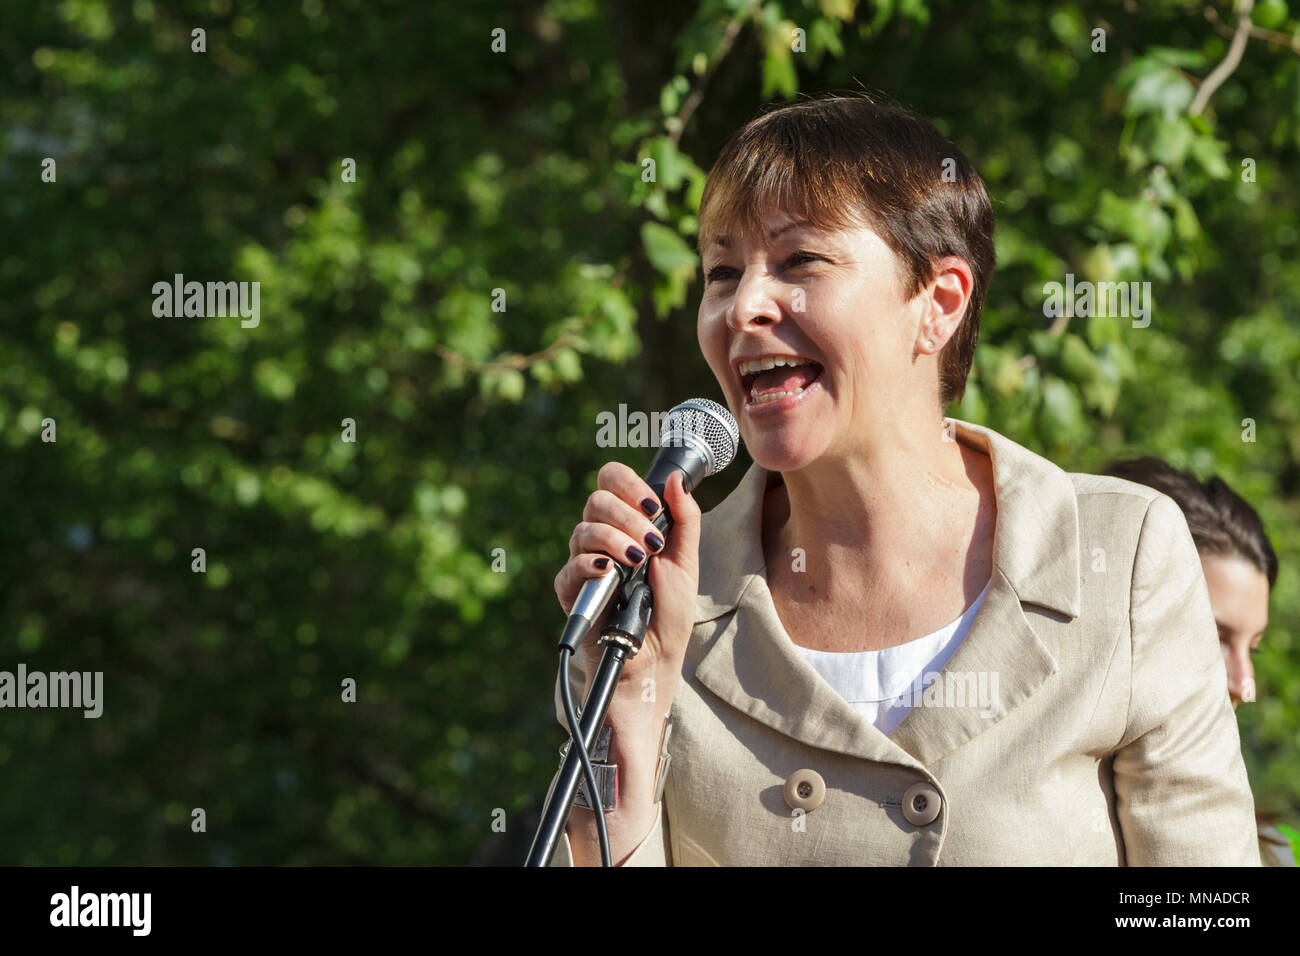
[740,357,825,406]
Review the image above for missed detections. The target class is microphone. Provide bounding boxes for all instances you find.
[558,397,740,654]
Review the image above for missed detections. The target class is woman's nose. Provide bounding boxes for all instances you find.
[1224,649,1255,706]
[1239,658,1256,704]
[726,272,782,332]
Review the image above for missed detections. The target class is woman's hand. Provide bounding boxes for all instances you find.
[554,462,702,686]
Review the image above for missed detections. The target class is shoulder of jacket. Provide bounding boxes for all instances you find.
[1068,471,1165,503]
[1068,472,1187,532]
[1067,474,1201,613]
[1065,473,1188,572]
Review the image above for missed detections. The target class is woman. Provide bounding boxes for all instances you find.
[1104,457,1294,867]
[549,94,1258,865]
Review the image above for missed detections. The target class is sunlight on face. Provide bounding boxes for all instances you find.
[695,208,920,472]
[1200,552,1270,710]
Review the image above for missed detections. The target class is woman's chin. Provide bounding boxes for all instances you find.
[744,433,829,474]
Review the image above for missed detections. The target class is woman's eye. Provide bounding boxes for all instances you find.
[705,253,819,284]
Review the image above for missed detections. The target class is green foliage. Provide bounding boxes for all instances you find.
[2,0,1298,865]
[1278,822,1300,859]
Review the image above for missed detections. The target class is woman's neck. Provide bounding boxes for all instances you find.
[764,426,997,608]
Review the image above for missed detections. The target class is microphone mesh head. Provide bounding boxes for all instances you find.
[660,398,740,476]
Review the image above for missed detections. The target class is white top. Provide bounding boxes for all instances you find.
[792,578,991,736]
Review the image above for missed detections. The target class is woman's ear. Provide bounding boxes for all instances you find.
[916,256,974,354]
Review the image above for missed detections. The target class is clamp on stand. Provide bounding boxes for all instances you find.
[524,580,654,867]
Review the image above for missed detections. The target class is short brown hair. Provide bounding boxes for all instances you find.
[1104,457,1279,589]
[697,93,995,408]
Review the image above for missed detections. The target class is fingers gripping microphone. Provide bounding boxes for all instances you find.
[558,398,740,654]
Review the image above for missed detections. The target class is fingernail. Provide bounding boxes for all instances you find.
[645,531,664,553]
[594,557,609,570]
[640,497,659,516]
[625,545,645,564]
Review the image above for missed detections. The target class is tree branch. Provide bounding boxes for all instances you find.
[1203,3,1300,53]
[667,8,754,147]
[1190,0,1257,116]
[436,327,582,374]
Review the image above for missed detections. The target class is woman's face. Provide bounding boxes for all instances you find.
[1200,552,1269,709]
[696,207,929,472]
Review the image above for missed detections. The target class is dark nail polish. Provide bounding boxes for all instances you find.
[640,497,659,516]
[645,531,664,553]
[625,545,645,564]
[593,557,609,570]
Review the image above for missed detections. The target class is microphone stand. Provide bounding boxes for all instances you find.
[524,577,654,867]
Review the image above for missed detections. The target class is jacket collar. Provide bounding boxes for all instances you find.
[691,418,1079,768]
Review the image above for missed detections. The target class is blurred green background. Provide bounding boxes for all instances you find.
[2,0,1297,865]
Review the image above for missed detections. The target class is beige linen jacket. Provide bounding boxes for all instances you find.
[548,418,1259,866]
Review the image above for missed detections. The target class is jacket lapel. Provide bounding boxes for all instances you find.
[690,418,1081,770]
[889,421,1079,763]
[886,565,1059,765]
[694,571,928,768]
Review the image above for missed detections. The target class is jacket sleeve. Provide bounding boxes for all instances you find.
[1112,492,1260,865]
[545,664,673,866]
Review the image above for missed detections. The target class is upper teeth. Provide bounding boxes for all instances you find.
[739,356,814,377]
